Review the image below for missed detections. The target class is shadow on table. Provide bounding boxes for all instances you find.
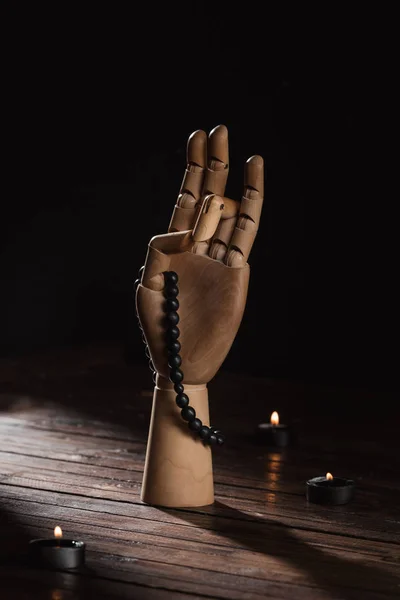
[0,506,33,564]
[162,501,400,599]
[0,506,135,599]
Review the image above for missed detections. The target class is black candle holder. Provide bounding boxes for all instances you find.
[29,528,85,570]
[306,474,355,505]
[256,411,291,447]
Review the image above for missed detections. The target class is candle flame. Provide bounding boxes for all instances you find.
[326,472,333,480]
[270,411,279,425]
[54,526,63,538]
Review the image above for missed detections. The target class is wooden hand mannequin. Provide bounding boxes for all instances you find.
[136,125,264,507]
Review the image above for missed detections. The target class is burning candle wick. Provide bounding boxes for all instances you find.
[54,526,62,547]
[270,411,279,426]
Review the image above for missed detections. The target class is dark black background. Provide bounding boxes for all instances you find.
[2,7,397,391]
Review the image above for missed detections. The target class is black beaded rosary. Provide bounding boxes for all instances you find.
[134,267,225,447]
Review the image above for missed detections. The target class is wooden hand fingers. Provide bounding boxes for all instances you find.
[203,125,229,195]
[192,154,264,267]
[192,195,239,242]
[168,130,207,233]
[192,125,230,255]
[166,126,264,268]
[225,155,264,267]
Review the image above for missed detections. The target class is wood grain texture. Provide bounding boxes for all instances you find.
[0,344,399,599]
[141,384,214,507]
[137,234,249,508]
[137,247,250,383]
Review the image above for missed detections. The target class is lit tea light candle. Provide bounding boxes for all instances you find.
[29,526,85,569]
[256,411,291,447]
[306,472,355,505]
[271,411,279,425]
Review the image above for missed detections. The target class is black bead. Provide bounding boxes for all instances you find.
[216,434,225,445]
[199,426,210,440]
[169,368,183,383]
[209,427,222,437]
[166,298,179,312]
[166,311,179,326]
[165,271,178,284]
[165,284,179,298]
[168,340,181,354]
[168,354,182,369]
[181,406,196,422]
[174,382,184,394]
[209,433,217,445]
[189,418,202,432]
[167,327,180,340]
[176,393,189,408]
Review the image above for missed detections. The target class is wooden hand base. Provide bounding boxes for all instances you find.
[141,376,214,508]
[137,125,264,509]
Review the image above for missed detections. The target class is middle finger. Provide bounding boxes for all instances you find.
[192,125,229,255]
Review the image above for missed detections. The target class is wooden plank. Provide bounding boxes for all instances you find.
[0,411,148,443]
[3,564,375,600]
[0,449,398,538]
[3,497,399,564]
[2,516,399,599]
[1,346,400,599]
[0,566,206,600]
[0,452,398,545]
[1,480,398,549]
[2,406,400,462]
[1,484,399,577]
[1,405,399,484]
[1,418,398,473]
[0,429,399,498]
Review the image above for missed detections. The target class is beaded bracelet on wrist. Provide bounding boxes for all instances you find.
[134,267,225,447]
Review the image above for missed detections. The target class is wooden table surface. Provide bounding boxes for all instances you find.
[0,344,399,599]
